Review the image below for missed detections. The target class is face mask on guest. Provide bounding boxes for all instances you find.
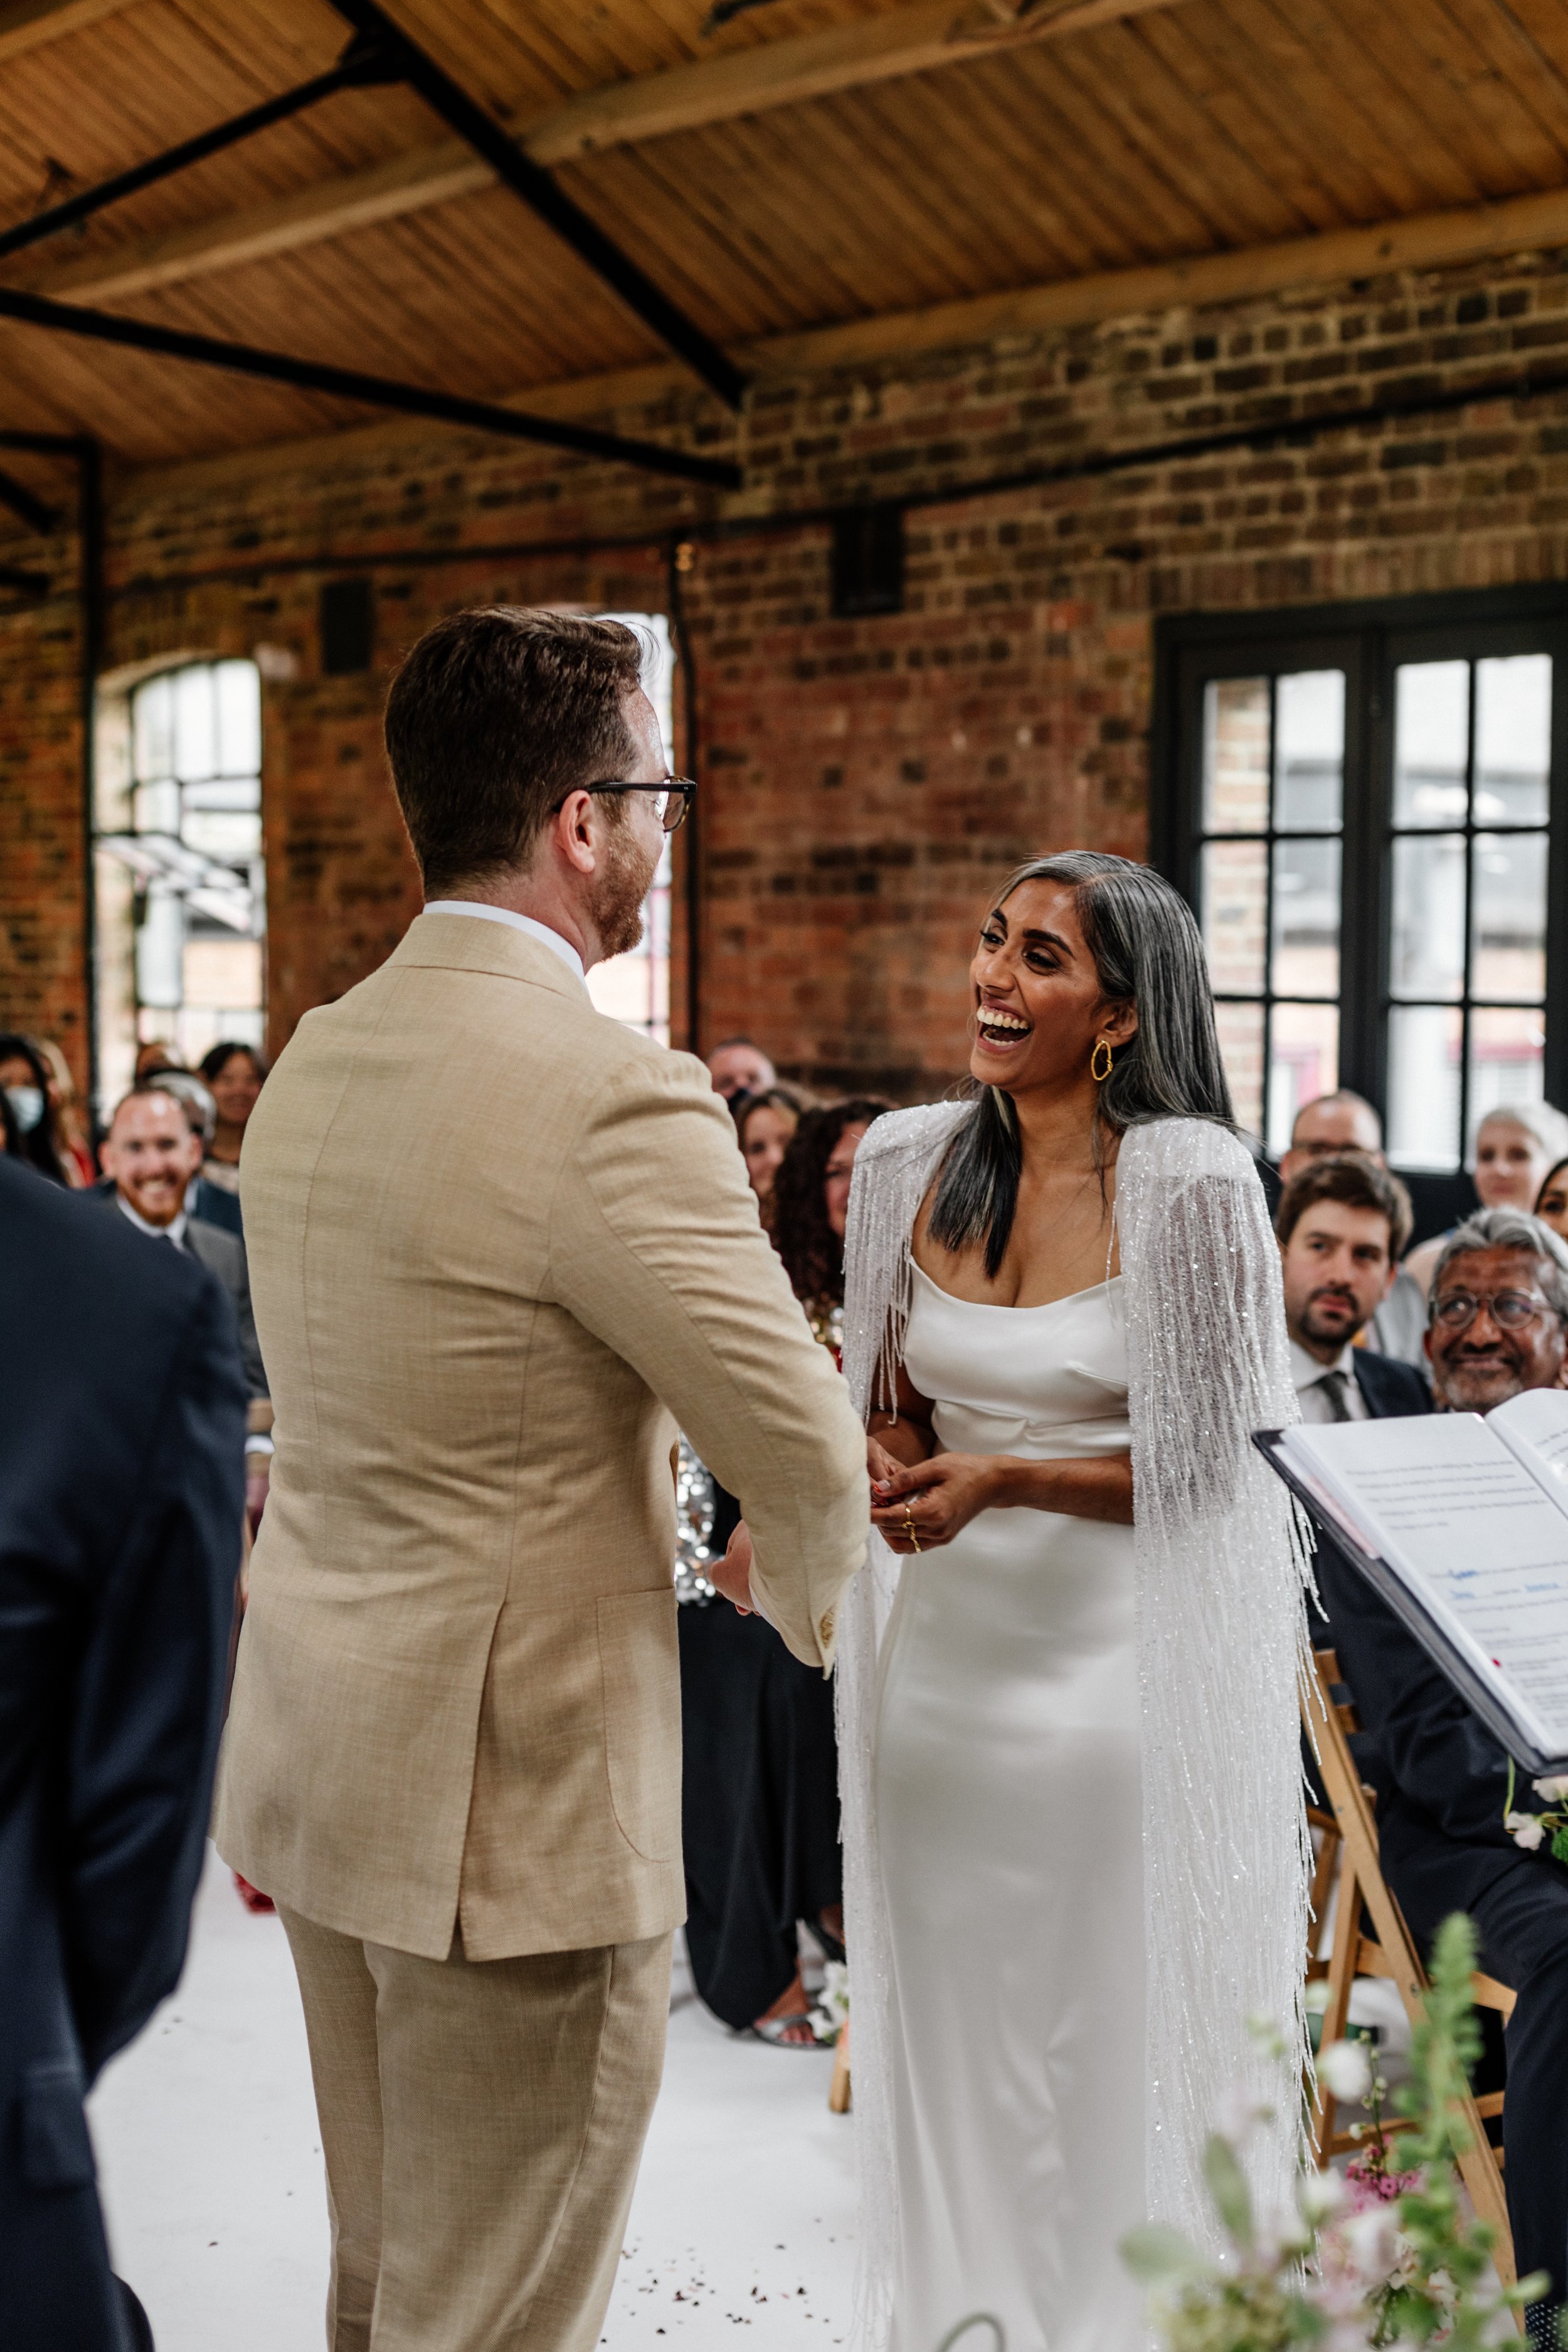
[5,1086,44,1133]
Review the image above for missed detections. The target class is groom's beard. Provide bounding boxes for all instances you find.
[591,817,660,961]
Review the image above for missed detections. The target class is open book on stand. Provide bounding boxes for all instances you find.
[1255,1389,1568,1776]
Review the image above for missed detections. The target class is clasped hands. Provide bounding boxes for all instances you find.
[868,1438,1002,1554]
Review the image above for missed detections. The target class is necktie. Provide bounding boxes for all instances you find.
[1319,1369,1353,1422]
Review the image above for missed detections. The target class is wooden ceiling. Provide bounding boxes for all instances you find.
[4,0,1568,488]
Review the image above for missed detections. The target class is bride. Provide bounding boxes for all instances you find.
[835,852,1310,2352]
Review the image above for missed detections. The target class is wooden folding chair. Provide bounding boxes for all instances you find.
[829,2018,851,2114]
[1303,1646,1517,2291]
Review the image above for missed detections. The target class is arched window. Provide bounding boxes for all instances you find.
[94,657,265,1106]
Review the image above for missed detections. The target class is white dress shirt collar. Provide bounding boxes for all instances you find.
[118,1194,187,1248]
[1289,1335,1369,1422]
[422,899,585,980]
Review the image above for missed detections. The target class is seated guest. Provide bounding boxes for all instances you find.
[98,1085,268,1409]
[1313,1207,1568,2338]
[1276,1154,1426,1420]
[133,1068,243,1237]
[1406,1102,1568,1298]
[0,1151,246,2349]
[133,1039,184,1080]
[1537,1156,1568,1242]
[707,1035,775,1103]
[734,1084,804,1210]
[31,1037,94,1188]
[0,1034,68,1187]
[1280,1091,1425,1364]
[681,1099,890,2043]
[197,1039,266,1199]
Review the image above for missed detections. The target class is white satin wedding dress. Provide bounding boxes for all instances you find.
[875,1263,1143,2352]
[837,1106,1311,2352]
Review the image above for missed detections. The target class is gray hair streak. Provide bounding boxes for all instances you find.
[1473,1098,1568,1165]
[1431,1205,1568,1322]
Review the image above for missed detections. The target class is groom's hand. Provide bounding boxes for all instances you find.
[711,1520,755,1613]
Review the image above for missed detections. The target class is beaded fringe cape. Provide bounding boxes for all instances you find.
[836,1103,1313,2345]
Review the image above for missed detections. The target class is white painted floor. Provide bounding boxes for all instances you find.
[89,1849,857,2351]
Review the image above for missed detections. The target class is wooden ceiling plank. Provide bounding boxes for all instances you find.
[1033,39,1247,256]
[1238,0,1481,215]
[519,0,1194,165]
[1290,0,1516,203]
[1422,0,1568,184]
[1131,4,1371,236]
[0,0,136,66]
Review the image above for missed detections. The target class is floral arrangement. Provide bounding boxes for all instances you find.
[1503,1762,1568,1858]
[1120,1914,1550,2351]
[808,1958,850,2047]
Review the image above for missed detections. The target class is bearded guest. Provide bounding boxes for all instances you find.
[1313,1207,1568,2341]
[1276,1155,1427,1417]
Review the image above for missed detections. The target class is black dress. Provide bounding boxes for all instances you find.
[678,1468,845,2030]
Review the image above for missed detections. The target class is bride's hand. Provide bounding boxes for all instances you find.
[867,1433,905,1488]
[870,1454,999,1552]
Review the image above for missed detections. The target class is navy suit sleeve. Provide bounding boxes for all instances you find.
[61,1274,246,2080]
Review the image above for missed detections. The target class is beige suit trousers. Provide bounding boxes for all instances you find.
[278,1907,670,2352]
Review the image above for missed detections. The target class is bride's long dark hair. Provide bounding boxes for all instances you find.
[929,852,1234,1276]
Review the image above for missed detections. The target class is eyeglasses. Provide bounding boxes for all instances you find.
[1431,1288,1550,1332]
[556,778,696,833]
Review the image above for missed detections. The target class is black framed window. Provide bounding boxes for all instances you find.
[1152,588,1568,1175]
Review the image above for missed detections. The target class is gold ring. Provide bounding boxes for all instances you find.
[903,1506,921,1554]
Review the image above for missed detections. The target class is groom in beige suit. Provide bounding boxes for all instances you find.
[216,608,867,2352]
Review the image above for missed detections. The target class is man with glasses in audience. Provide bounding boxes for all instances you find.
[1314,1207,1568,2345]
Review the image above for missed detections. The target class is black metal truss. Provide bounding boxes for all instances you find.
[0,286,741,487]
[322,0,746,411]
[0,35,400,267]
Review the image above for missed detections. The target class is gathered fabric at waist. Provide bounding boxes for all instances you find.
[931,1394,1131,1461]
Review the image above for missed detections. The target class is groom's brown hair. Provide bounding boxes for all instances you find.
[384,606,644,896]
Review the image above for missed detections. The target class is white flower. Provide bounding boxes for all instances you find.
[1318,2038,1373,2102]
[1299,2169,1348,2225]
[1340,2206,1400,2282]
[1533,1775,1568,1803]
[1507,1811,1547,1851]
[1212,2082,1264,2147]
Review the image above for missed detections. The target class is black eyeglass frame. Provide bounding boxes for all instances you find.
[553,777,696,834]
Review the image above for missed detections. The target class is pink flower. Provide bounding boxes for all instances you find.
[1507,1811,1547,1851]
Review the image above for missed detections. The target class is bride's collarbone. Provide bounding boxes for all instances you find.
[913,1172,1119,1309]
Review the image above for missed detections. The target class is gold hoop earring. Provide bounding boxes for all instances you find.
[1090,1037,1114,1083]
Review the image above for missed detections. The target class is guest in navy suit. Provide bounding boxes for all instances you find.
[0,1156,246,2349]
[1295,1193,1568,2343]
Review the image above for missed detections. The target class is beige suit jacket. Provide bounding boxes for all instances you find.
[215,913,867,1961]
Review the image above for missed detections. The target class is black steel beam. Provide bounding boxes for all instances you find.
[0,39,400,268]
[324,0,748,413]
[0,428,88,453]
[0,563,48,593]
[0,464,59,532]
[0,285,741,487]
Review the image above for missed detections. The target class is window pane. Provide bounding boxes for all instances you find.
[1270,835,1339,999]
[1201,677,1269,832]
[183,776,260,812]
[132,778,180,838]
[182,809,261,863]
[1268,1003,1339,1156]
[1475,654,1550,828]
[1469,1006,1546,1134]
[1390,833,1465,1002]
[1387,1004,1463,1168]
[1394,660,1470,827]
[1471,832,1547,1004]
[132,674,172,784]
[1200,839,1267,994]
[1273,670,1343,832]
[172,664,216,784]
[215,658,262,778]
[1214,999,1264,1138]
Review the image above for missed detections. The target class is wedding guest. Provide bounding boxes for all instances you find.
[681,1098,891,2045]
[198,1040,266,1198]
[0,1151,245,2350]
[133,1039,185,1080]
[1313,1207,1568,2338]
[1535,1155,1568,1241]
[0,1035,69,1187]
[31,1038,94,1187]
[1276,1156,1426,1418]
[132,1069,244,1238]
[734,1084,803,1208]
[707,1036,775,1101]
[1278,1092,1424,1362]
[1405,1101,1568,1296]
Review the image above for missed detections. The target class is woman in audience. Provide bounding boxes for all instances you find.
[198,1041,267,1196]
[0,1034,69,1185]
[680,1095,891,2045]
[1535,1155,1568,1240]
[734,1084,804,1210]
[1406,1099,1568,1292]
[31,1037,94,1185]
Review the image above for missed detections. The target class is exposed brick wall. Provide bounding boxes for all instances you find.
[7,245,1568,1105]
